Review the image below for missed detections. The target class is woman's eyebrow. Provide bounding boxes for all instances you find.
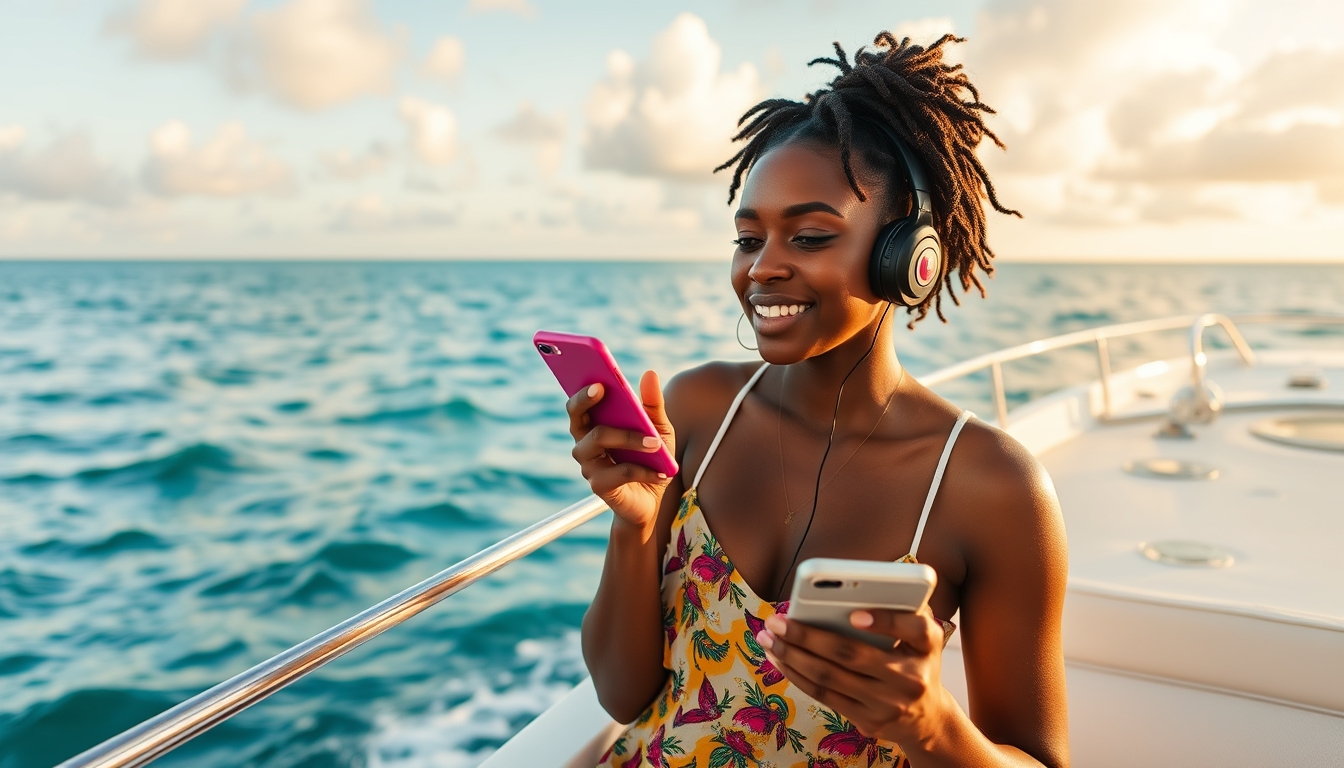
[733,202,844,220]
[783,201,843,218]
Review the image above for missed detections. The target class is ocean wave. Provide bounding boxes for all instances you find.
[336,396,488,426]
[74,443,239,489]
[316,541,420,573]
[0,688,179,767]
[389,501,493,529]
[449,467,576,499]
[20,530,171,559]
[365,632,587,768]
[164,639,248,671]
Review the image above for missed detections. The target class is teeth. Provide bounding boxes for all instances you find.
[753,303,811,318]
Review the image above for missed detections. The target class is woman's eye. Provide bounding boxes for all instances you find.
[793,234,837,248]
[732,237,763,250]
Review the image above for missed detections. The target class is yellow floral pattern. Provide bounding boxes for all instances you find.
[596,488,915,768]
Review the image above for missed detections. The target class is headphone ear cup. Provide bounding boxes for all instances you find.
[868,219,909,304]
[870,218,943,307]
[897,223,942,307]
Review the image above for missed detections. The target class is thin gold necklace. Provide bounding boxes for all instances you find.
[776,364,906,525]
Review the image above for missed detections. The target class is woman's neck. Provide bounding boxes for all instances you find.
[776,316,904,434]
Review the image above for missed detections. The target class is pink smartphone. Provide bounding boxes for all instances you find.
[533,330,678,477]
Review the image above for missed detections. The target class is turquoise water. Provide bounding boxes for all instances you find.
[1,261,1341,767]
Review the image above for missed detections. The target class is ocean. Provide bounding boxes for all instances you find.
[1,260,1341,767]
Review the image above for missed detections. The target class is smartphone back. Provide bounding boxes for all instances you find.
[533,330,678,476]
[788,558,936,648]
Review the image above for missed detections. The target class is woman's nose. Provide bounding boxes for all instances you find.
[747,239,792,284]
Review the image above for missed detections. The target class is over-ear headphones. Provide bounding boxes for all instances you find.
[867,126,942,307]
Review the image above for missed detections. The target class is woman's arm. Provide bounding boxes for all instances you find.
[572,371,683,723]
[757,425,1070,767]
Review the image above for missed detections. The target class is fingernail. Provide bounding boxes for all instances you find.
[642,436,660,449]
[850,610,873,628]
[587,384,600,397]
[764,615,786,637]
[756,630,774,650]
[657,473,668,479]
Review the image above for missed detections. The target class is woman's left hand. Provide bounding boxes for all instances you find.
[758,606,955,751]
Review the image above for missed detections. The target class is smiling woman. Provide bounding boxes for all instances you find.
[570,32,1068,768]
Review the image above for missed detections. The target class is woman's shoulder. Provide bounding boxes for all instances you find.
[662,360,765,426]
[939,415,1065,562]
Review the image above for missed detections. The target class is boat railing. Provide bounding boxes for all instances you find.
[56,312,1344,768]
[921,312,1342,427]
[56,495,609,768]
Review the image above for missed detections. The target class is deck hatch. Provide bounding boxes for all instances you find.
[1123,458,1219,480]
[1139,540,1235,568]
[1250,415,1344,452]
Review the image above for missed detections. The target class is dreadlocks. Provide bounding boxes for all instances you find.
[715,33,1020,326]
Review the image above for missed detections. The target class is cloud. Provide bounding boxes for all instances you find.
[327,194,459,231]
[143,120,294,197]
[0,128,129,206]
[399,97,458,166]
[421,36,465,84]
[241,0,403,110]
[966,0,1344,226]
[582,13,764,181]
[496,103,565,175]
[466,0,536,19]
[318,142,393,180]
[107,0,248,59]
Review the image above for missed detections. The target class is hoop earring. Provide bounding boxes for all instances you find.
[736,312,758,351]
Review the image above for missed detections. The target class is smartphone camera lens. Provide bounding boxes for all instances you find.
[537,343,561,356]
[813,579,843,589]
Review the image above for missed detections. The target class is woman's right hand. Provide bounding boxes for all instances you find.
[567,370,675,536]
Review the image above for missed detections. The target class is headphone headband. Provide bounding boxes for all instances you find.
[862,120,943,307]
[864,121,931,218]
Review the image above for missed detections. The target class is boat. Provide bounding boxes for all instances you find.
[59,312,1344,768]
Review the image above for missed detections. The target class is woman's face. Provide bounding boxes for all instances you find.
[730,140,889,364]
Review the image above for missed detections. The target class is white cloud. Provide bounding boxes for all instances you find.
[0,129,128,206]
[966,0,1344,230]
[107,0,248,59]
[328,194,458,230]
[0,126,25,153]
[399,97,458,166]
[242,0,403,110]
[143,120,294,197]
[421,36,465,84]
[318,142,393,180]
[496,103,565,175]
[582,13,764,181]
[466,0,536,19]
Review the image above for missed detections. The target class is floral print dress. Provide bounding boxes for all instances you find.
[595,364,972,768]
[596,488,912,768]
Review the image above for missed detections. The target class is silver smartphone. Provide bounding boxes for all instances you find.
[787,558,936,648]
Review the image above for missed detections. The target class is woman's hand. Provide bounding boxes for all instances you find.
[756,605,957,753]
[567,370,675,537]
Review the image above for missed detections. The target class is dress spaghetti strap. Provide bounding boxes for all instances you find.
[691,363,770,489]
[905,410,974,560]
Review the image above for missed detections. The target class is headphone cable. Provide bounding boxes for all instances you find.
[773,302,893,601]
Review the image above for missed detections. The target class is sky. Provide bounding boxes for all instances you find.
[0,0,1342,261]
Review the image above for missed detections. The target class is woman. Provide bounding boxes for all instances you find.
[568,33,1068,768]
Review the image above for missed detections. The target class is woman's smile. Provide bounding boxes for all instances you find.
[751,297,815,332]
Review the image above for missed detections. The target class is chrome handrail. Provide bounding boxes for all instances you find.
[920,312,1343,427]
[57,494,609,768]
